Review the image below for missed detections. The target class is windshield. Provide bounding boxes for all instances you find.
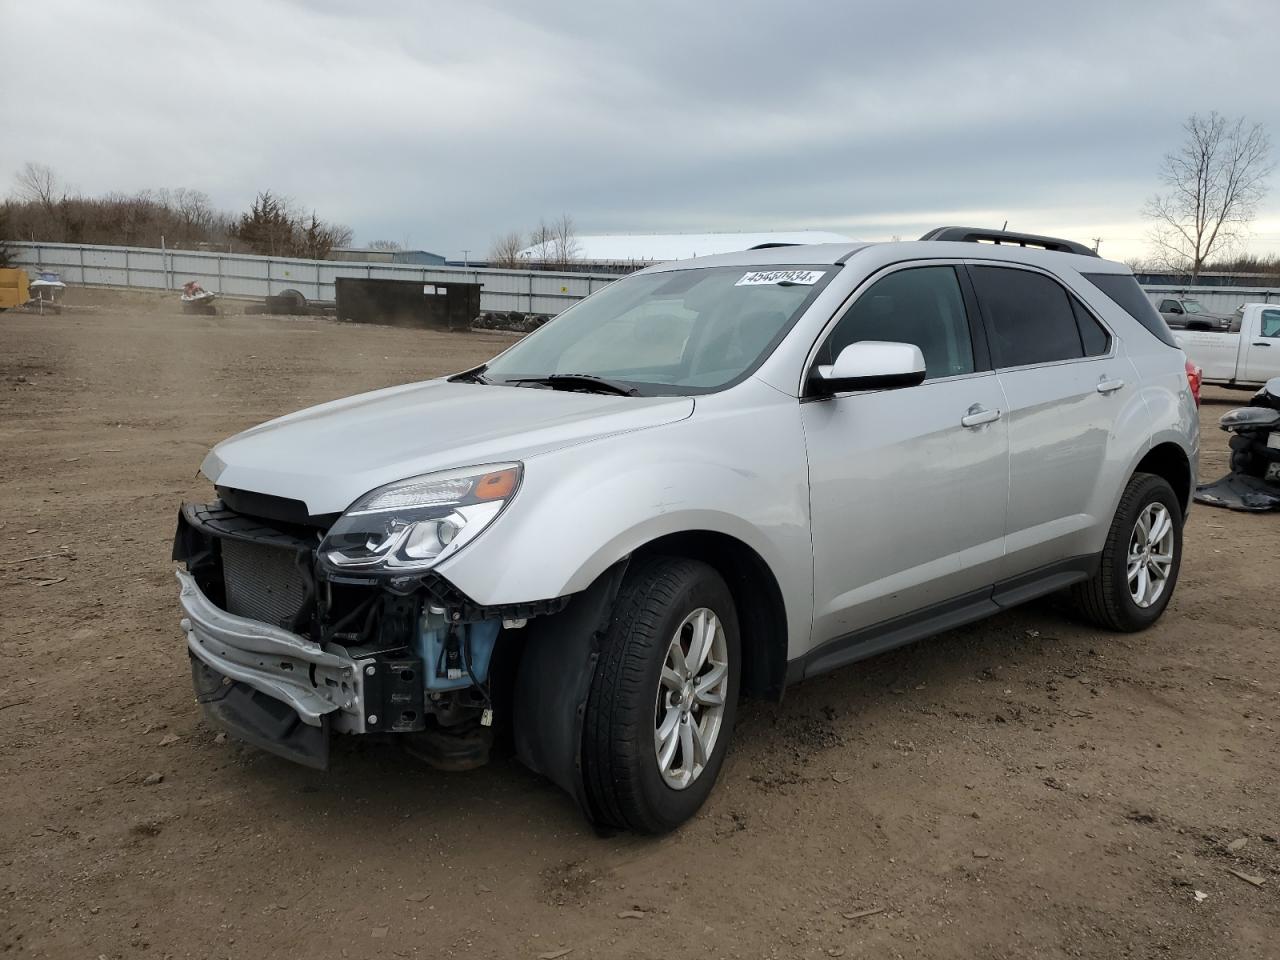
[1183,300,1204,314]
[482,265,835,395]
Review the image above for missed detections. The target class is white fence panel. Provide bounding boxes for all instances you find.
[9,242,624,315]
[19,242,1280,320]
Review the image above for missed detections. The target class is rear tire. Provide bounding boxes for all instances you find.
[1072,472,1182,632]
[583,557,740,834]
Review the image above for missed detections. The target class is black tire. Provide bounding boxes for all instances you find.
[1072,472,1183,632]
[583,557,741,834]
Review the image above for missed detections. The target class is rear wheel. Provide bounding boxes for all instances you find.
[1073,472,1182,631]
[583,557,740,834]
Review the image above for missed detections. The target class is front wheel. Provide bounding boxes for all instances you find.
[1072,472,1183,631]
[583,557,740,834]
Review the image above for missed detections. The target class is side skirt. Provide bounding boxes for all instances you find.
[787,555,1099,684]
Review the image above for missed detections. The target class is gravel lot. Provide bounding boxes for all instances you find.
[2,290,1277,959]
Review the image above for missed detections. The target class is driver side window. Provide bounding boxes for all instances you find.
[819,266,975,380]
[1262,309,1280,338]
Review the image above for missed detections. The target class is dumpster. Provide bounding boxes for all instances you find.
[335,278,481,331]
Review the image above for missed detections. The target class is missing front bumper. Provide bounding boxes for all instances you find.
[178,570,432,767]
[177,569,369,731]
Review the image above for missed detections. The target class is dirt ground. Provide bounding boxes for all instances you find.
[1,289,1277,960]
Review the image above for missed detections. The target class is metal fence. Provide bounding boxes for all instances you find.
[11,240,1280,318]
[7,241,624,316]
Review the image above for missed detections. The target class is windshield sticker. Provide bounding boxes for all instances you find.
[735,270,825,287]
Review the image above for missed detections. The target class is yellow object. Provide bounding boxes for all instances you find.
[0,268,29,310]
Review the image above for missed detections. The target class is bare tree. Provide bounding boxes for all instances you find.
[549,213,580,268]
[367,239,402,251]
[172,188,215,240]
[14,162,61,212]
[526,219,555,264]
[0,205,13,267]
[1143,112,1273,280]
[487,230,525,268]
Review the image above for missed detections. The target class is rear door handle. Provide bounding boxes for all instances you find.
[1097,377,1126,394]
[961,404,1001,428]
[1253,341,1271,347]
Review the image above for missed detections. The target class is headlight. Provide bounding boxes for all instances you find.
[321,463,521,572]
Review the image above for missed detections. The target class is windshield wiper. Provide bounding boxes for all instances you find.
[503,373,640,396]
[448,364,490,384]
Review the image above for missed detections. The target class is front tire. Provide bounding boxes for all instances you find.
[1073,472,1183,632]
[584,557,740,834]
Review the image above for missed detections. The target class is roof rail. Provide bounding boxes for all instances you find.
[918,226,1098,257]
[748,242,802,250]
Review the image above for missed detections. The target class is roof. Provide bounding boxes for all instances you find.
[644,242,867,270]
[517,231,856,263]
[642,239,1127,274]
[330,248,446,264]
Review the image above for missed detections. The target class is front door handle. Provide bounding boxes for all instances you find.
[1097,377,1126,394]
[961,404,1001,428]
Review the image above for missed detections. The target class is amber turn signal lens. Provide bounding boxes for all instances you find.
[474,467,519,500]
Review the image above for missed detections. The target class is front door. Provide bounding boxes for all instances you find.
[801,263,1010,646]
[1240,306,1280,383]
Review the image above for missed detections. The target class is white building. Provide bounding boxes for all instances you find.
[517,231,855,267]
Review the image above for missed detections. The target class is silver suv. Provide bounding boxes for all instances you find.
[174,227,1199,833]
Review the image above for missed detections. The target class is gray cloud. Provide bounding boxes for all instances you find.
[4,0,1279,260]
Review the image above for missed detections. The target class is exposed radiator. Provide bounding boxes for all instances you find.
[221,538,309,629]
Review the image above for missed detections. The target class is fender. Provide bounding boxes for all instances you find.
[436,386,815,657]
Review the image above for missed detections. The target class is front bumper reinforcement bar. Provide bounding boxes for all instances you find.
[176,569,369,732]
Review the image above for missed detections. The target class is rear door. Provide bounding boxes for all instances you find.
[1240,306,1280,383]
[967,263,1122,577]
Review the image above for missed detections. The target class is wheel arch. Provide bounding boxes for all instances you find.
[1134,441,1192,517]
[630,530,789,701]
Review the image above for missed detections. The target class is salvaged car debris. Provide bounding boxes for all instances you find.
[174,226,1199,833]
[181,279,218,314]
[1195,377,1280,511]
[29,271,66,314]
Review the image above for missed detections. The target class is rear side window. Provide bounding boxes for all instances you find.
[1082,273,1178,347]
[969,266,1083,368]
[1071,299,1111,356]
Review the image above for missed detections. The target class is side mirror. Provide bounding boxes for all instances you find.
[811,341,927,394]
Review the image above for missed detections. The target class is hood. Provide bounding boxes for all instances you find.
[202,379,694,515]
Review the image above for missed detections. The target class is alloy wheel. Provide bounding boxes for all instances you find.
[654,607,729,790]
[1127,502,1175,608]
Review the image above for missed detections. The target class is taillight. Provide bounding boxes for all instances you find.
[1184,359,1202,407]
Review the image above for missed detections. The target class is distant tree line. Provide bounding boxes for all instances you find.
[2,163,353,260]
[233,190,353,259]
[1129,251,1280,279]
[488,213,580,269]
[1195,252,1280,278]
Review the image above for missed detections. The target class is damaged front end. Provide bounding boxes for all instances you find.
[172,480,568,771]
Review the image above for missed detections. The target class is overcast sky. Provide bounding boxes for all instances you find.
[4,0,1279,261]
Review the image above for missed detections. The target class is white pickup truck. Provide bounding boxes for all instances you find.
[1176,303,1280,387]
